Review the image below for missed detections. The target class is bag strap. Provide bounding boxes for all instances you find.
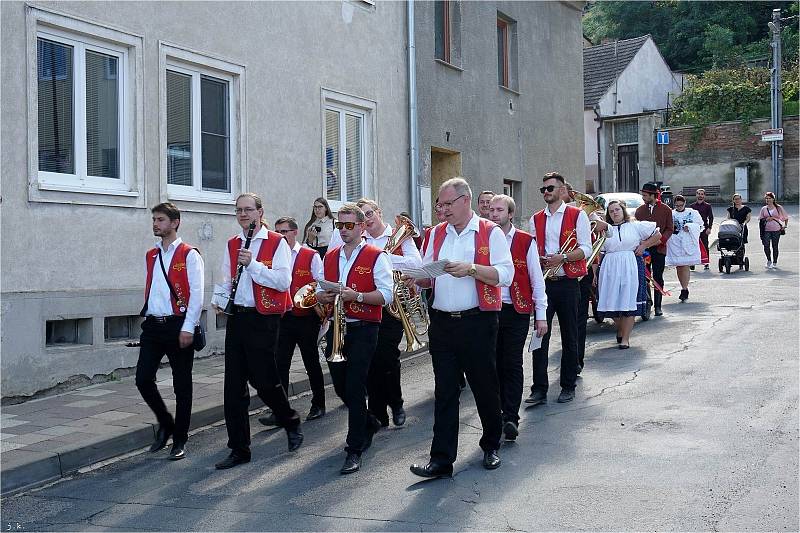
[157,249,185,311]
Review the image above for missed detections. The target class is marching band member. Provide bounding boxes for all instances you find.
[213,193,303,470]
[488,195,547,441]
[409,178,513,478]
[316,204,394,474]
[525,172,591,406]
[259,217,326,428]
[356,199,423,427]
[634,183,674,316]
[477,190,496,219]
[137,203,204,461]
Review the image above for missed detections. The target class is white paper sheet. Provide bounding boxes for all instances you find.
[318,280,343,293]
[211,284,230,310]
[402,259,450,280]
[527,332,543,352]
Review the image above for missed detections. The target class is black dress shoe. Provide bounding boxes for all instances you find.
[654,307,663,316]
[482,450,501,470]
[503,421,519,442]
[340,452,361,474]
[557,389,575,403]
[391,405,406,426]
[215,453,250,470]
[169,442,186,460]
[524,390,547,406]
[409,462,453,478]
[286,425,304,452]
[679,289,688,301]
[149,425,172,453]
[306,405,326,421]
[258,414,278,427]
[618,344,630,350]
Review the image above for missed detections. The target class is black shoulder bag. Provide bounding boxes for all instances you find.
[158,250,206,352]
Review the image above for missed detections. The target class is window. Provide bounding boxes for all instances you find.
[46,318,92,346]
[496,13,519,92]
[614,120,639,145]
[502,179,515,198]
[36,30,129,190]
[324,106,365,203]
[104,315,143,342]
[435,1,451,63]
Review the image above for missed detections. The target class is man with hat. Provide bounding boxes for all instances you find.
[634,183,674,316]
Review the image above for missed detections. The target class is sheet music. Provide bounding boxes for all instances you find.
[318,280,343,293]
[527,332,543,352]
[401,260,450,280]
[211,284,230,309]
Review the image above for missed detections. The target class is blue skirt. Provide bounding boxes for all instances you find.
[598,256,647,319]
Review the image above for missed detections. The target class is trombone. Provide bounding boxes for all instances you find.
[542,192,606,279]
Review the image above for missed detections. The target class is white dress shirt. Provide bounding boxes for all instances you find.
[291,242,324,282]
[501,226,548,318]
[423,213,514,312]
[220,226,292,307]
[364,224,423,271]
[529,201,592,277]
[145,237,205,334]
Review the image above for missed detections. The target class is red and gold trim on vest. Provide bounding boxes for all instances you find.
[431,218,502,311]
[228,231,291,315]
[323,244,383,322]
[509,230,534,314]
[144,242,193,315]
[533,205,588,279]
[289,247,316,316]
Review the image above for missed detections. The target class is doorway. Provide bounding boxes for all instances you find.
[617,144,639,192]
[430,147,462,225]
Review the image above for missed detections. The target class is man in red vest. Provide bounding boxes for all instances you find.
[488,194,548,441]
[138,202,204,461]
[409,177,514,478]
[316,204,394,474]
[213,193,303,470]
[477,190,495,219]
[526,172,592,406]
[258,217,326,428]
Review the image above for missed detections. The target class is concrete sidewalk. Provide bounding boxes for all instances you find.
[0,348,424,495]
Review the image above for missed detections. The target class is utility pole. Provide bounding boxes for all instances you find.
[769,8,783,198]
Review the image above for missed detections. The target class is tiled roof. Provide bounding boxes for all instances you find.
[583,35,650,108]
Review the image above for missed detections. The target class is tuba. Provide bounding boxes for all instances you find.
[542,192,607,279]
[384,215,429,351]
[293,281,345,362]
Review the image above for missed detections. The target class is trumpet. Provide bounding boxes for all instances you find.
[295,282,346,362]
[542,192,606,279]
[292,282,328,321]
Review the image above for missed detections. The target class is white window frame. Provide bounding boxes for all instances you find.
[26,7,144,208]
[321,89,376,212]
[159,42,245,210]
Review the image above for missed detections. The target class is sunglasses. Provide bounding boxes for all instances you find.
[539,185,559,194]
[335,221,360,230]
[276,229,293,234]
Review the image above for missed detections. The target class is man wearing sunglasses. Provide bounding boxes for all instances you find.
[355,199,423,429]
[258,217,326,429]
[315,204,394,475]
[409,177,513,478]
[213,193,303,470]
[526,172,592,406]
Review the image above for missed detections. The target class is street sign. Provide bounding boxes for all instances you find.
[761,128,784,142]
[657,131,669,145]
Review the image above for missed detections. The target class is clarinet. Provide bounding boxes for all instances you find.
[223,221,257,315]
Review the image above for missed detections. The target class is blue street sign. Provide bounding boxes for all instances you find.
[657,131,670,145]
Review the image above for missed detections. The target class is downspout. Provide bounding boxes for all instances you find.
[407,0,421,226]
[593,105,602,192]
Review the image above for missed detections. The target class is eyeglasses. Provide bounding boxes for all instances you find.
[335,221,360,230]
[276,229,293,234]
[234,207,258,214]
[435,194,466,210]
[362,210,375,219]
[539,185,558,194]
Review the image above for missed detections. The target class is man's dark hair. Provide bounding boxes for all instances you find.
[275,216,298,230]
[543,172,565,184]
[151,202,181,229]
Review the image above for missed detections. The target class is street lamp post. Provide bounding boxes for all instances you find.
[769,8,784,198]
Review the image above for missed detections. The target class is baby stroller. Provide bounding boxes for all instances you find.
[717,219,749,274]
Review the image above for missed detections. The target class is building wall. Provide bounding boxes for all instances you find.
[584,109,599,189]
[1,1,409,397]
[415,1,585,227]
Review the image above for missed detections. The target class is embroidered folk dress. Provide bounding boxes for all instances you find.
[666,208,702,266]
[598,221,657,316]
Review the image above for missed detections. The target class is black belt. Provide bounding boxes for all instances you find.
[546,276,574,282]
[233,305,259,314]
[145,315,183,324]
[430,307,482,319]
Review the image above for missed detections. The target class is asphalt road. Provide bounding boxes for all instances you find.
[3,208,798,532]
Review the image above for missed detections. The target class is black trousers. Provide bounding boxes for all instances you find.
[135,318,194,444]
[276,312,325,409]
[326,321,380,454]
[367,313,404,424]
[531,278,580,394]
[699,230,710,260]
[647,247,666,309]
[496,305,530,425]
[762,231,782,262]
[576,270,593,369]
[429,310,502,466]
[224,312,300,458]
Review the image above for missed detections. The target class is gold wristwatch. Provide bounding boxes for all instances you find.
[467,264,477,277]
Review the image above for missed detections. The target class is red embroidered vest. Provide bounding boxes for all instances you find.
[509,230,534,314]
[144,242,194,315]
[431,218,502,311]
[323,244,383,322]
[228,231,291,315]
[421,226,433,256]
[289,247,316,316]
[533,205,588,278]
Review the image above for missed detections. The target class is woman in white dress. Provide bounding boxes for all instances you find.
[594,200,662,349]
[666,195,702,302]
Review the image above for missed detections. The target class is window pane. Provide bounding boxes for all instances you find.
[325,109,341,200]
[345,114,363,201]
[37,38,74,174]
[497,23,506,85]
[615,120,638,144]
[434,1,445,60]
[85,50,119,178]
[166,70,192,186]
[200,76,229,192]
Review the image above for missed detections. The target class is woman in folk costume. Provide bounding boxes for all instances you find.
[665,195,702,302]
[594,200,662,349]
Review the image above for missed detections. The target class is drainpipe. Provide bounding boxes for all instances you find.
[407,0,421,226]
[593,105,602,192]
